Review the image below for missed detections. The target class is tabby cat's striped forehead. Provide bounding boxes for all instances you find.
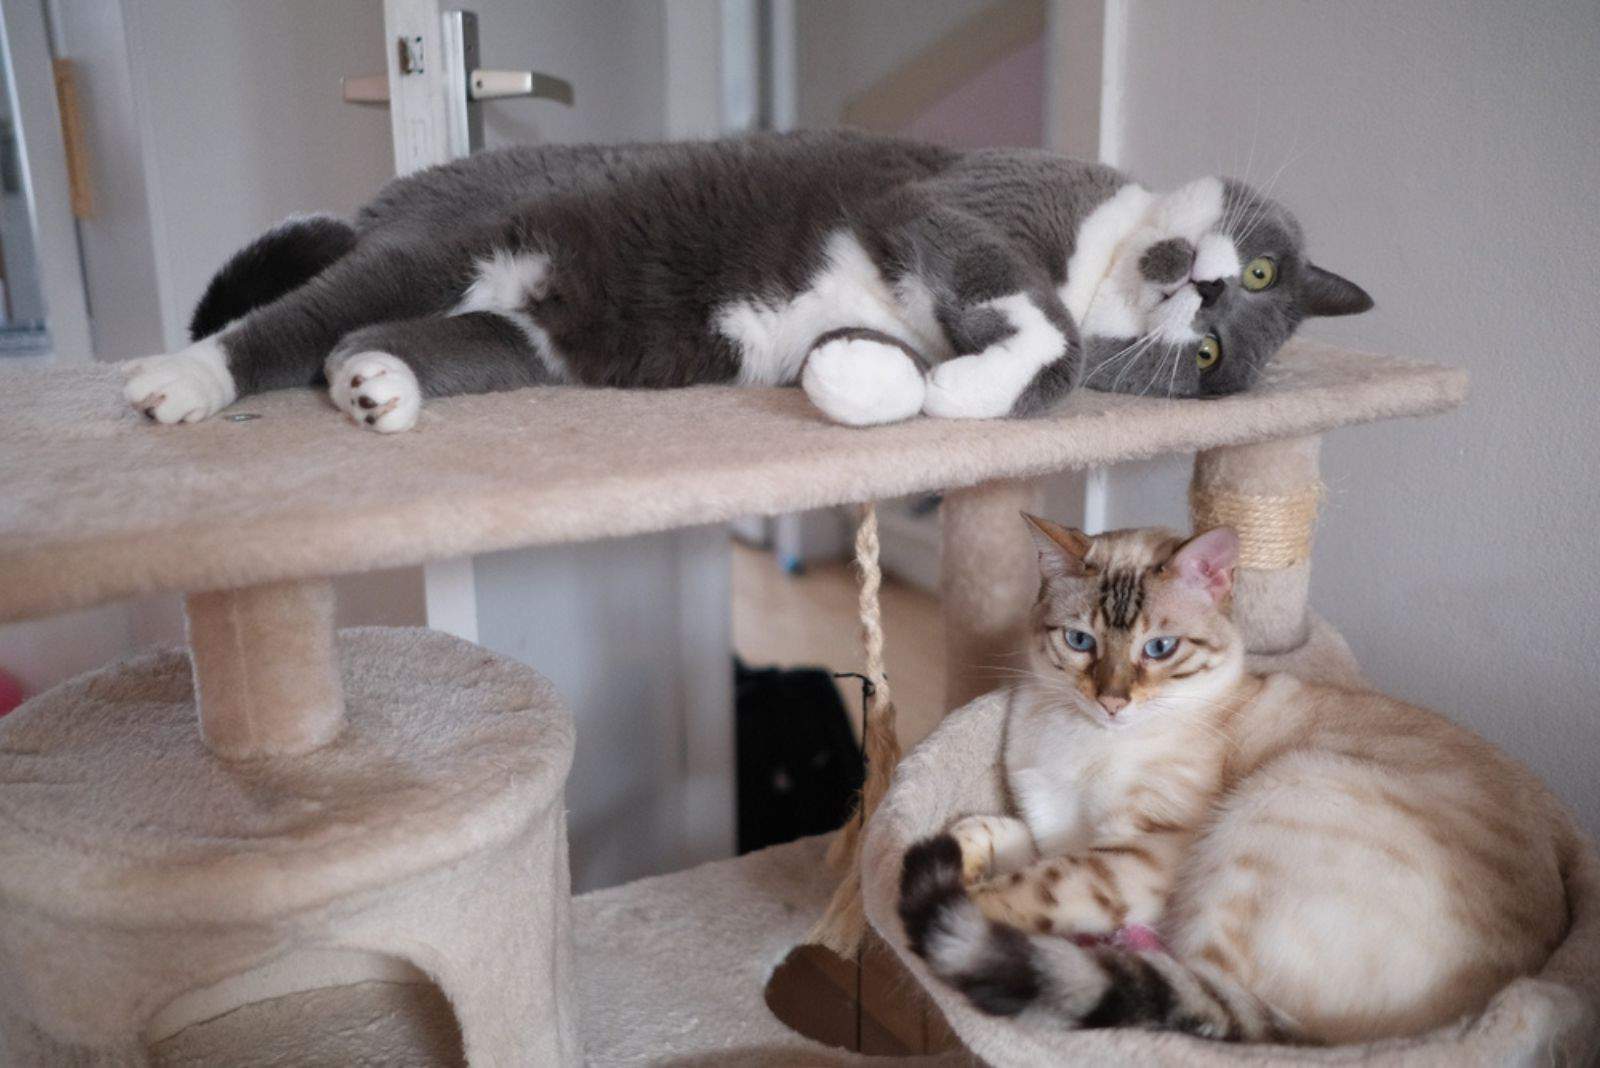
[1073,528,1184,630]
[1098,569,1145,629]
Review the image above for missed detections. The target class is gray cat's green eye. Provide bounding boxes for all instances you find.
[1196,335,1222,370]
[1242,256,1278,291]
[1143,636,1179,659]
[1064,629,1097,652]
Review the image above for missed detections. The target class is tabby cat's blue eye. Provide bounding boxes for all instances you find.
[1064,629,1097,652]
[1144,636,1179,659]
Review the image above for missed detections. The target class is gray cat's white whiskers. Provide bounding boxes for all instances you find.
[1165,338,1185,399]
[1090,331,1159,381]
[1106,334,1164,394]
[1233,143,1306,246]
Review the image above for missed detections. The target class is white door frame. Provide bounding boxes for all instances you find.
[0,0,93,363]
[375,0,735,882]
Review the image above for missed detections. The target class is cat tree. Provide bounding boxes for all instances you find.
[1,340,1595,1065]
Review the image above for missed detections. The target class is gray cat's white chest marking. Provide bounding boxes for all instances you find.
[714,230,949,385]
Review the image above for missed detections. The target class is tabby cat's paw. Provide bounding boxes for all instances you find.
[949,814,1036,885]
[329,351,421,433]
[801,336,925,426]
[121,338,237,424]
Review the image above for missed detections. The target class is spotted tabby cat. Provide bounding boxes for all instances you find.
[899,517,1573,1044]
[119,131,1370,432]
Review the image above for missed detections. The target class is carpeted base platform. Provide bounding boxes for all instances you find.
[151,837,970,1066]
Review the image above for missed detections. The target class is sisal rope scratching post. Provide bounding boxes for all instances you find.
[810,502,904,955]
[1190,436,1324,655]
[1189,481,1321,570]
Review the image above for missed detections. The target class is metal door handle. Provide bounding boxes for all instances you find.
[341,68,573,106]
[470,69,574,105]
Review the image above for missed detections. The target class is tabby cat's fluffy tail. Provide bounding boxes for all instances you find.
[189,214,357,341]
[898,834,1300,1044]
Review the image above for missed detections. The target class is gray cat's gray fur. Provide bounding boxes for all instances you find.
[149,130,1370,430]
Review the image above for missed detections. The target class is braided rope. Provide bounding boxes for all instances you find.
[809,502,903,955]
[1189,481,1323,570]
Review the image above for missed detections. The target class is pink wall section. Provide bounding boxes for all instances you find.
[901,38,1045,149]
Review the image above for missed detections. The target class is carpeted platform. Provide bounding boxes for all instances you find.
[148,837,969,1066]
[0,340,1466,622]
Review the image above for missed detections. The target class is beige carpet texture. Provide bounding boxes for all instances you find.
[0,630,581,1065]
[0,340,1465,622]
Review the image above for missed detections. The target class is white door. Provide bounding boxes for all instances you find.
[355,0,736,892]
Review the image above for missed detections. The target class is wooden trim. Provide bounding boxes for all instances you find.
[51,59,93,219]
[841,0,1046,133]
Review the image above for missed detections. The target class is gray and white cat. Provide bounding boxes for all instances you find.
[120,131,1372,432]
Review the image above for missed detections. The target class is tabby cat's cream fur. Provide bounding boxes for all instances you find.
[898,517,1574,1044]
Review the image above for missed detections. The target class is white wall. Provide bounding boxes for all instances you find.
[121,0,394,351]
[794,0,987,128]
[1102,0,1600,834]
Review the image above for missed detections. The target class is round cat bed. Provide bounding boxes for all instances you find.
[0,627,579,1065]
[860,688,1600,1066]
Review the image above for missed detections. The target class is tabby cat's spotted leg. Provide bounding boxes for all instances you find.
[800,327,928,426]
[970,834,1183,937]
[949,814,1037,885]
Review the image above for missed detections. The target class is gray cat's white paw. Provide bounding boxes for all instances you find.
[801,336,925,427]
[121,338,237,424]
[328,351,421,433]
[922,354,1019,419]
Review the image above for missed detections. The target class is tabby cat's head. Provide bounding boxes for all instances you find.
[1079,177,1372,398]
[1022,515,1244,730]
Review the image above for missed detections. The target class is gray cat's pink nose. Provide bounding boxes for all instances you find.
[1099,694,1129,716]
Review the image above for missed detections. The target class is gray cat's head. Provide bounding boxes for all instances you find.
[1076,177,1371,398]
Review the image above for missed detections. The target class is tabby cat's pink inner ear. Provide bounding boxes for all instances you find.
[1022,512,1091,578]
[1168,527,1238,604]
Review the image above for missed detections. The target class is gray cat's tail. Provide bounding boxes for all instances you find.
[898,834,1302,1044]
[189,214,357,341]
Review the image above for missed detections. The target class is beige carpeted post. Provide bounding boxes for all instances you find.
[1190,435,1322,655]
[941,478,1043,711]
[185,578,346,759]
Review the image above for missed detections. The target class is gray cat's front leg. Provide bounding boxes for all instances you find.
[800,327,929,426]
[326,311,552,432]
[923,288,1080,420]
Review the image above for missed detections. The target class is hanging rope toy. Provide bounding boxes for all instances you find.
[809,501,904,956]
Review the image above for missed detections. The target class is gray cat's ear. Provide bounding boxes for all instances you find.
[1022,513,1091,579]
[1300,264,1374,317]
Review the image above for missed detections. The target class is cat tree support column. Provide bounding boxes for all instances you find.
[1189,435,1321,654]
[185,578,345,758]
[942,478,1043,710]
